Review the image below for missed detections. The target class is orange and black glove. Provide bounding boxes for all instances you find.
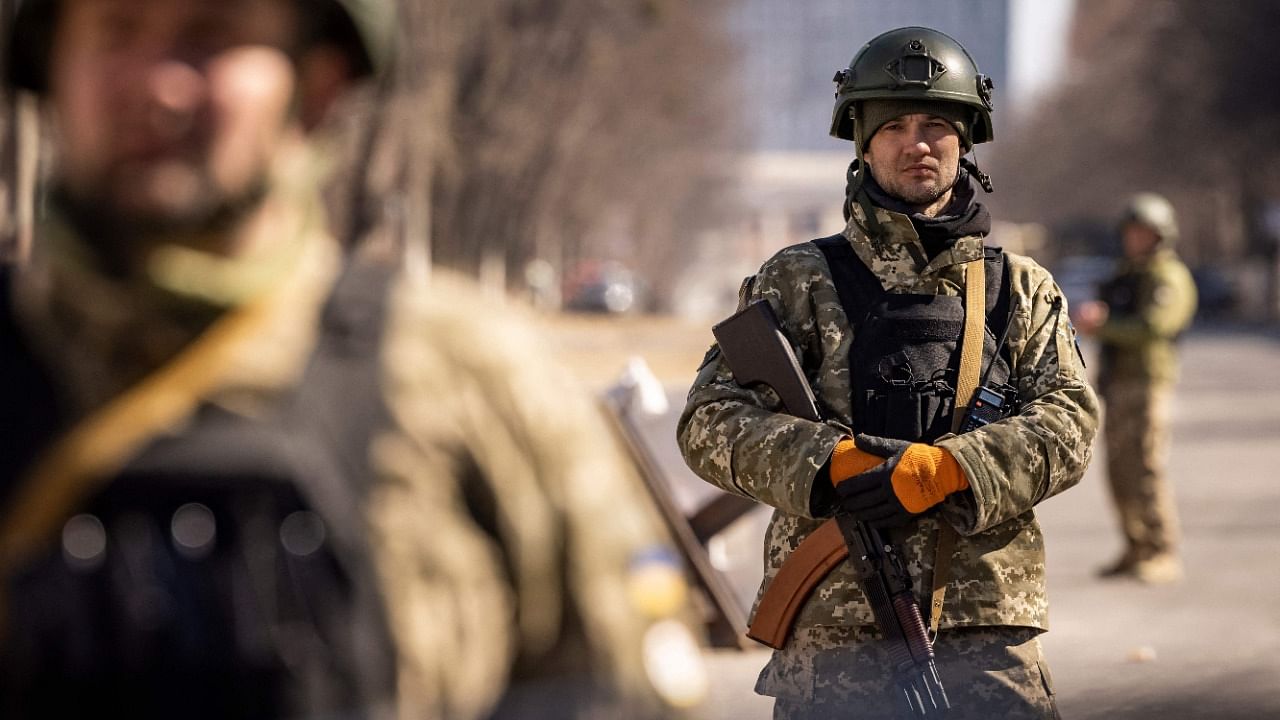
[830,434,969,528]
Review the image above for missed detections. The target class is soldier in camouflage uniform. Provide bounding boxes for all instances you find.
[0,0,702,718]
[1074,193,1197,585]
[678,27,1098,719]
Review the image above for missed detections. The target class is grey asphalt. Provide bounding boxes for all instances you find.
[635,328,1280,720]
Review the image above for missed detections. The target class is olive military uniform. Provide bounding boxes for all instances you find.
[677,202,1098,717]
[0,188,695,719]
[1096,246,1197,576]
[2,0,701,714]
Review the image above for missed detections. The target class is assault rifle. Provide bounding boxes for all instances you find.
[713,299,950,717]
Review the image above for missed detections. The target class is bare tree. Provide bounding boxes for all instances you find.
[989,0,1280,277]
[393,0,740,307]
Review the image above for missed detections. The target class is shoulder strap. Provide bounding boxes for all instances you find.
[933,253,989,635]
[0,277,291,578]
[812,234,884,327]
[285,254,400,701]
[983,247,1011,343]
[292,255,398,493]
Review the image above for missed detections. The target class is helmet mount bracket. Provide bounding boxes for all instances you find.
[884,39,948,89]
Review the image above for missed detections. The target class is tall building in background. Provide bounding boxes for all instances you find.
[729,0,1010,152]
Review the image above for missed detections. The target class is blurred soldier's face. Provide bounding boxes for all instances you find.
[46,0,308,243]
[1122,222,1161,259]
[864,113,962,215]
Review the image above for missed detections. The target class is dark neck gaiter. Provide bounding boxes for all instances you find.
[862,169,991,258]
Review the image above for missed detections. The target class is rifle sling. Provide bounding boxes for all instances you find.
[0,290,285,580]
[929,258,986,633]
[746,256,986,648]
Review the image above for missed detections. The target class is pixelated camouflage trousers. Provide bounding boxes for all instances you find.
[1103,379,1180,559]
[758,625,1060,719]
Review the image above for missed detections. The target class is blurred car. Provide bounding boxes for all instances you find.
[1191,266,1238,319]
[565,260,641,314]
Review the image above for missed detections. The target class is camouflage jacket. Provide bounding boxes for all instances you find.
[678,206,1099,632]
[3,200,694,719]
[1096,248,1197,386]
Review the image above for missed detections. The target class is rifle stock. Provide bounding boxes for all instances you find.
[712,298,950,716]
[712,300,820,423]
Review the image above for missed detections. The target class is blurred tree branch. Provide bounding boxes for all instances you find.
[989,0,1280,275]
[335,0,740,308]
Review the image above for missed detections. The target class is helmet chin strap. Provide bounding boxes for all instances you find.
[960,157,994,193]
[843,156,863,223]
[843,107,884,238]
[843,157,886,240]
[845,108,868,216]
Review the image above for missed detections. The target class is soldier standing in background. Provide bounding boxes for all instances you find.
[0,0,702,717]
[678,26,1097,719]
[1074,193,1198,584]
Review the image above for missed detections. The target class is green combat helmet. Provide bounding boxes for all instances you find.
[1121,192,1179,245]
[6,0,396,93]
[830,26,995,149]
[831,26,996,225]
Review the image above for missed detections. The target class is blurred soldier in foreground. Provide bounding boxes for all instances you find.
[678,27,1098,719]
[1073,193,1197,584]
[0,0,702,717]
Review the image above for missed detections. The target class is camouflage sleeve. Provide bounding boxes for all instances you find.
[1095,258,1198,345]
[936,259,1100,535]
[676,246,849,519]
[374,271,695,718]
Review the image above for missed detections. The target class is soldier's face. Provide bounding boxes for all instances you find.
[1122,222,1161,259]
[864,113,962,214]
[46,0,305,235]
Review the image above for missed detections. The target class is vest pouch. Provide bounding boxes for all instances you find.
[852,295,965,443]
[917,376,957,442]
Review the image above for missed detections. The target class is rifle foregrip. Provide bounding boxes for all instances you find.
[892,592,935,666]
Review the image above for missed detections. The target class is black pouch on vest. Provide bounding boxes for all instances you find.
[813,234,1014,444]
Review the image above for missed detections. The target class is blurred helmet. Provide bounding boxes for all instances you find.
[830,26,995,148]
[329,0,396,77]
[1121,192,1179,244]
[6,0,395,94]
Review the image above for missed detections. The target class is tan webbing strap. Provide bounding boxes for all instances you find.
[951,259,987,434]
[746,518,847,649]
[0,291,284,580]
[930,257,987,633]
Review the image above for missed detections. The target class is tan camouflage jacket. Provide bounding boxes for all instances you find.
[678,206,1099,633]
[6,197,694,719]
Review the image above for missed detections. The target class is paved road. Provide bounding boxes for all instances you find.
[623,328,1280,720]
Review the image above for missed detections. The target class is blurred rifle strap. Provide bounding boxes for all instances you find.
[0,290,290,584]
[928,257,987,634]
[0,246,399,582]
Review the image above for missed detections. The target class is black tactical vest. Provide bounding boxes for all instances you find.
[1095,267,1141,382]
[813,235,1014,443]
[1098,268,1141,318]
[0,261,399,719]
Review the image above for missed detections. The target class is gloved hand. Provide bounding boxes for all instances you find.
[832,434,970,528]
[828,437,887,484]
